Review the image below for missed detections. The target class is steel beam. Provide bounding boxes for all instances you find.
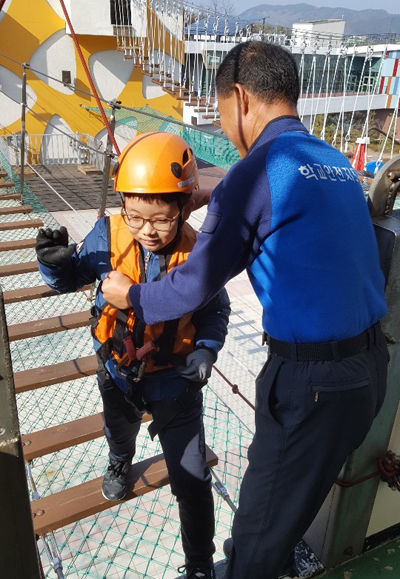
[0,287,42,577]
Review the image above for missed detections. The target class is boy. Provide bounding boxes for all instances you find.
[36,132,230,579]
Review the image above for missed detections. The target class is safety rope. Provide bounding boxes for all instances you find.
[213,365,255,411]
[336,450,400,490]
[58,0,121,156]
[215,357,399,492]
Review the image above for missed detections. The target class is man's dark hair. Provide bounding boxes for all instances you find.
[216,41,300,106]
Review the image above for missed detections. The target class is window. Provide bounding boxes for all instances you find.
[110,0,132,26]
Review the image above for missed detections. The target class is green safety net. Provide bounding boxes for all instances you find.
[0,143,253,578]
[86,105,241,170]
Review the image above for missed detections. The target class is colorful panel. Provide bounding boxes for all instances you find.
[382,59,395,76]
[393,77,400,97]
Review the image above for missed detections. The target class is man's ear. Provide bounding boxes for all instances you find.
[181,198,196,222]
[234,84,250,116]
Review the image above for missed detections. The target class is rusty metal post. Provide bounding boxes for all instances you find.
[0,287,42,577]
[20,66,27,199]
[98,102,118,218]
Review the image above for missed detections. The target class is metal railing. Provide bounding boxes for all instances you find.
[1,132,106,170]
[14,133,105,169]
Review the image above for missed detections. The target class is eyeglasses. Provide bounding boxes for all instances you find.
[121,210,181,231]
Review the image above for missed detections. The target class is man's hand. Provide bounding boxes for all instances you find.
[192,187,212,211]
[102,270,133,309]
[36,226,76,267]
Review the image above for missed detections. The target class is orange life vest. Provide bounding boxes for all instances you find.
[93,214,197,375]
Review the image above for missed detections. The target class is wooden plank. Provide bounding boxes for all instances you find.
[32,446,218,535]
[77,165,102,175]
[0,238,36,253]
[0,181,15,189]
[3,283,92,304]
[0,170,7,178]
[22,412,152,461]
[8,310,91,342]
[0,218,43,231]
[0,193,22,201]
[14,354,97,393]
[0,260,38,277]
[0,205,32,216]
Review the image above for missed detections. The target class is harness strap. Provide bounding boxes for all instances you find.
[151,245,181,367]
[130,246,148,351]
[113,309,130,357]
[97,357,144,423]
[152,318,180,366]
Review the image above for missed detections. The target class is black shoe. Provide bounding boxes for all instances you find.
[223,537,295,577]
[178,558,215,579]
[101,460,130,501]
[223,537,233,559]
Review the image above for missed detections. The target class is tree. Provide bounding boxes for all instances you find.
[206,0,235,17]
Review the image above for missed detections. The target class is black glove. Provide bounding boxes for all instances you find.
[174,348,215,382]
[36,226,76,267]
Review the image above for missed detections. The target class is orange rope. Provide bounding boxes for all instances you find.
[58,0,121,156]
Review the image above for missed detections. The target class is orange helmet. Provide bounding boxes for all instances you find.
[114,132,198,195]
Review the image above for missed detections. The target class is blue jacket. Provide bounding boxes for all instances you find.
[38,217,231,400]
[129,117,387,343]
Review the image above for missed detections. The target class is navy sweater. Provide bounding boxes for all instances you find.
[129,117,387,343]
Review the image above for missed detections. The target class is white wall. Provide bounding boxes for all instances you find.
[64,0,147,37]
[44,0,65,19]
[95,119,137,153]
[298,93,388,117]
[64,0,113,36]
[0,65,37,127]
[88,49,134,102]
[142,74,165,99]
[0,0,12,25]
[30,30,76,96]
[41,115,79,163]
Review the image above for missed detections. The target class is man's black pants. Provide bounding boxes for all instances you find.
[225,325,389,579]
[98,383,215,564]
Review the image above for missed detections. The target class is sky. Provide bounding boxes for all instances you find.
[210,0,400,16]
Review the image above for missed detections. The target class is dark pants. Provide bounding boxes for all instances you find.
[225,325,389,579]
[98,381,215,563]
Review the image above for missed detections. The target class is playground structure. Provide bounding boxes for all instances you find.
[1,1,400,578]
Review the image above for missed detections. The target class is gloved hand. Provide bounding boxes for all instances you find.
[36,226,76,267]
[175,348,216,382]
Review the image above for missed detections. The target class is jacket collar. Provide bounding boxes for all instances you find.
[247,116,308,157]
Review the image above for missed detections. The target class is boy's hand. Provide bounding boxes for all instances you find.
[36,226,76,267]
[192,187,212,211]
[102,270,133,309]
[176,348,215,382]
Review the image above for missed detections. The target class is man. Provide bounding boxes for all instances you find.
[103,42,389,579]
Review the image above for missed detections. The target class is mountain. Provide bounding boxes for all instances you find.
[239,4,400,35]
